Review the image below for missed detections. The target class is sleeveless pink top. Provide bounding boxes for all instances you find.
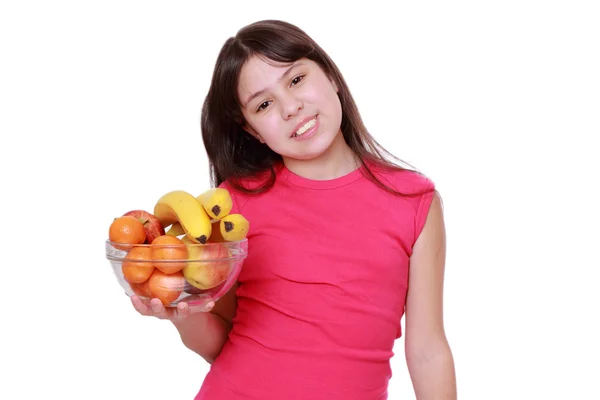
[195,162,435,400]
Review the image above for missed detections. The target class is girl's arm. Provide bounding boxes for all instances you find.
[133,282,239,364]
[404,192,457,399]
[171,282,239,364]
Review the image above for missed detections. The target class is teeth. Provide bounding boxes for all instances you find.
[294,118,316,137]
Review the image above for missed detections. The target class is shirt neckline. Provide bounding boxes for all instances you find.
[279,162,365,189]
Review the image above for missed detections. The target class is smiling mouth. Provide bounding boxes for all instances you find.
[292,117,317,138]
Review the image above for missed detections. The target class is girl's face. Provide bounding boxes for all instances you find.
[237,56,343,162]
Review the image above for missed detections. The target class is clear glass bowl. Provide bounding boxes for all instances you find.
[105,238,248,308]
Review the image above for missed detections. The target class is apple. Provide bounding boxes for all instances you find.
[123,209,165,244]
[183,281,203,295]
[182,244,232,290]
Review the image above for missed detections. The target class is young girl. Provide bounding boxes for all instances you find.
[131,19,457,400]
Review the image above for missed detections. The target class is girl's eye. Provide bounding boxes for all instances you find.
[254,75,304,112]
[257,101,271,112]
[291,75,304,86]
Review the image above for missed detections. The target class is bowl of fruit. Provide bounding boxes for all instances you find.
[105,188,249,308]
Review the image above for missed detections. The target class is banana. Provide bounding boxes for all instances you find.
[153,190,212,244]
[196,188,233,220]
[220,213,250,242]
[165,222,186,237]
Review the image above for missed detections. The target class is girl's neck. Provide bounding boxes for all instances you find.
[282,131,359,181]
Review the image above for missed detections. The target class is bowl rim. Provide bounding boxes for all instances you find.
[105,238,248,263]
[105,237,248,248]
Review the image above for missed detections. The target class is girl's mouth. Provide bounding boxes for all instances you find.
[292,116,317,138]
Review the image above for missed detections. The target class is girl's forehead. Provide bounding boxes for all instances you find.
[241,56,295,79]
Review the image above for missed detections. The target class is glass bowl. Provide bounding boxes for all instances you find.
[105,238,248,308]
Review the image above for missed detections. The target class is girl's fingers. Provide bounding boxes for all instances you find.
[193,300,215,313]
[132,296,214,320]
[131,295,151,316]
[149,298,170,319]
[176,302,190,319]
[173,300,215,319]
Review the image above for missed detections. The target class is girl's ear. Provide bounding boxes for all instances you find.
[243,124,265,143]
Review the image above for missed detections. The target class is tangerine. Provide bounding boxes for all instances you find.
[130,279,152,298]
[150,235,188,274]
[122,245,155,283]
[148,269,185,306]
[109,215,146,250]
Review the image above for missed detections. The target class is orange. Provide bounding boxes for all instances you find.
[109,215,146,250]
[130,279,152,298]
[148,269,185,306]
[121,245,155,283]
[150,235,188,274]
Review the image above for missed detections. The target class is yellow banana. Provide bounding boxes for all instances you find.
[180,235,196,245]
[153,190,212,244]
[166,222,186,237]
[220,213,250,241]
[196,188,233,220]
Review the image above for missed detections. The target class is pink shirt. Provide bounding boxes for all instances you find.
[195,162,435,400]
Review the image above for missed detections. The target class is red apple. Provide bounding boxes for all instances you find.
[183,281,203,295]
[123,210,165,244]
[182,244,232,290]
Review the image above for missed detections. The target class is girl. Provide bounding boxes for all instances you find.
[132,19,457,400]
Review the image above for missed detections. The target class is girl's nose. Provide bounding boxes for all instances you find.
[281,94,303,119]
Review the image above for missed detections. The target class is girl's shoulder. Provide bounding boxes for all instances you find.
[217,166,279,213]
[365,160,438,242]
[365,159,436,197]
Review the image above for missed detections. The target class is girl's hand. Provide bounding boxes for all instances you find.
[130,295,215,321]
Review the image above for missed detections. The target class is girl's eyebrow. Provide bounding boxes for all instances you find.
[243,62,305,108]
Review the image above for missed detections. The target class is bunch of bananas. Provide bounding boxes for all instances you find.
[153,188,250,244]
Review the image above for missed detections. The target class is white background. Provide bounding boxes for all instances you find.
[1,1,598,399]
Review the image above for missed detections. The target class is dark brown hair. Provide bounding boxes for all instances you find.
[201,19,428,196]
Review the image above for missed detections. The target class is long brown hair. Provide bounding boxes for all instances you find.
[201,19,428,197]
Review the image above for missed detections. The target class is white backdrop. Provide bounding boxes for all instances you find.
[1,1,598,399]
